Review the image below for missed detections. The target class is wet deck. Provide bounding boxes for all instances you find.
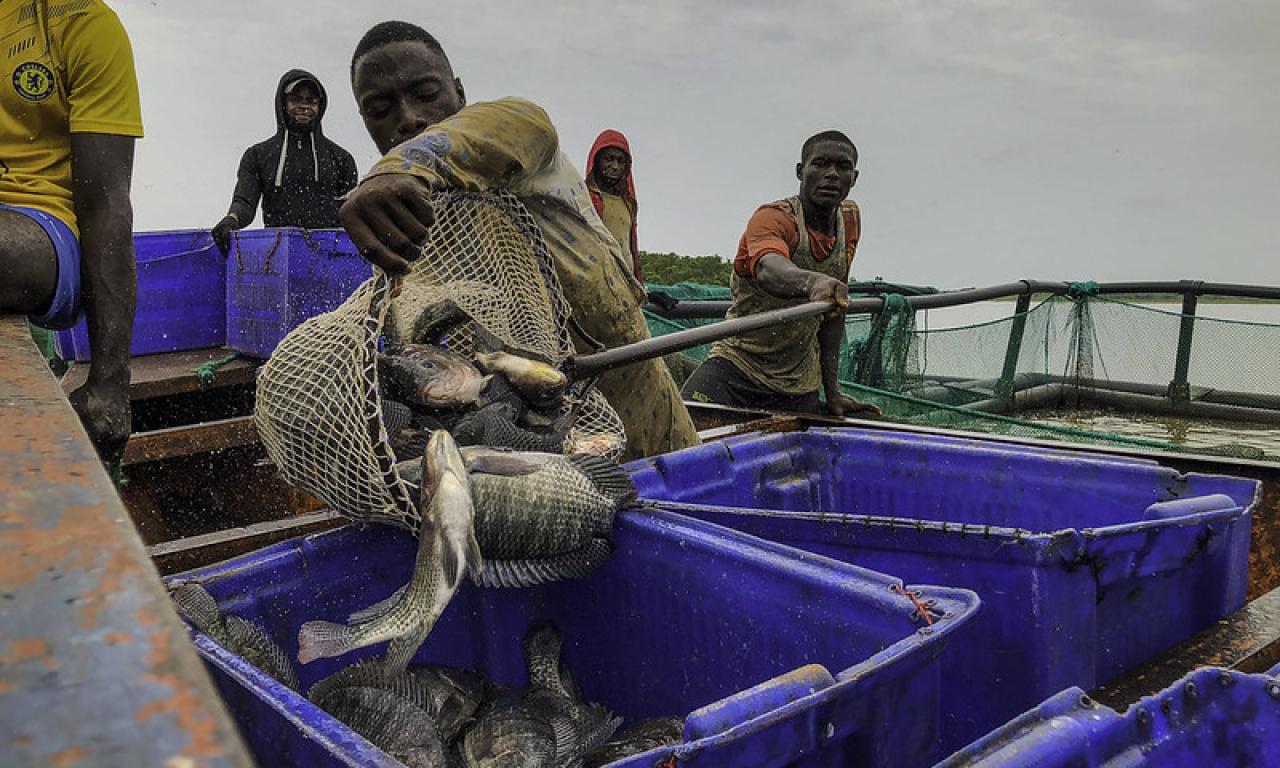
[0,318,252,768]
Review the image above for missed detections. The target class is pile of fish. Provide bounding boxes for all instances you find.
[307,621,682,768]
[379,303,621,460]
[171,587,683,768]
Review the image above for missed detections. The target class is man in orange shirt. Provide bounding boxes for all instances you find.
[0,1,143,464]
[682,131,879,417]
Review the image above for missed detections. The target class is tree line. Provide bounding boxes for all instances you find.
[640,251,732,287]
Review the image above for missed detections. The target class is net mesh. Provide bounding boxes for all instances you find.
[644,283,1280,461]
[255,191,625,532]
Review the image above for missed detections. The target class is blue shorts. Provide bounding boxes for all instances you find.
[1,204,82,330]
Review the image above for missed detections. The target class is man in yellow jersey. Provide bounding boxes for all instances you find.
[682,132,880,418]
[337,21,700,461]
[0,0,143,464]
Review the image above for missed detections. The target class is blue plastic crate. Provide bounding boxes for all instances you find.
[626,427,1258,754]
[54,229,225,361]
[225,228,372,358]
[167,508,979,767]
[936,664,1280,767]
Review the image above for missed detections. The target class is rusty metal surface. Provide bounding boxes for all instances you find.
[61,346,259,401]
[122,416,259,466]
[148,511,344,576]
[0,318,254,768]
[1091,587,1280,710]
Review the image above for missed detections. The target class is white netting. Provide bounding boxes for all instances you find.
[254,191,625,531]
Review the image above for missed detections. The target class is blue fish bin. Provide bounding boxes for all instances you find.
[626,428,1259,754]
[167,508,979,767]
[936,664,1280,767]
[224,228,372,359]
[54,229,226,361]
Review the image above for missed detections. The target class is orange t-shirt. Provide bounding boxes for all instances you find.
[733,202,860,279]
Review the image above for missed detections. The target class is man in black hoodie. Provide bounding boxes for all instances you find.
[210,69,357,252]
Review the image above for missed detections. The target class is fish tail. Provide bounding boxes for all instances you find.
[297,620,358,665]
[523,622,564,693]
[170,583,227,639]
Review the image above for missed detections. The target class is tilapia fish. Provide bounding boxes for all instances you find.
[464,448,635,560]
[170,583,300,691]
[452,401,573,454]
[380,343,488,410]
[313,684,454,768]
[297,430,482,673]
[474,351,568,406]
[582,717,685,767]
[463,622,619,768]
[309,658,485,745]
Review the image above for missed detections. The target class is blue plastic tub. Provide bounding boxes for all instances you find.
[167,508,979,767]
[54,229,225,361]
[936,664,1280,767]
[224,228,372,358]
[626,427,1258,753]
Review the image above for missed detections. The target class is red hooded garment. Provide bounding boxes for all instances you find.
[585,130,642,282]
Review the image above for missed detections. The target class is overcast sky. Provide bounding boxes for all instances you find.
[113,1,1279,289]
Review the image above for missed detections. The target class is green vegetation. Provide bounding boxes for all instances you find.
[641,251,732,286]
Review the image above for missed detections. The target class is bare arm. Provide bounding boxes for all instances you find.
[342,98,559,273]
[755,252,879,417]
[69,131,136,463]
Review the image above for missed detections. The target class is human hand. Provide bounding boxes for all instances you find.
[211,214,238,256]
[806,274,849,312]
[68,380,132,466]
[339,175,436,275]
[825,392,881,418]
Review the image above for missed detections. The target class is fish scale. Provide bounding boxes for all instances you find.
[469,457,620,559]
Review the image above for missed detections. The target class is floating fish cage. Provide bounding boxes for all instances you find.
[643,279,1280,460]
[627,427,1259,753]
[168,508,978,768]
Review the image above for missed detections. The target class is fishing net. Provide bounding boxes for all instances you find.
[255,191,625,531]
[644,281,1280,461]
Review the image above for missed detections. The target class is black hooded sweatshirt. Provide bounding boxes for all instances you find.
[225,69,358,229]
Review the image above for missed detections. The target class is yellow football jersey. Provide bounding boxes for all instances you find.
[0,0,143,236]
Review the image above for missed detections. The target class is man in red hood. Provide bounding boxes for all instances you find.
[585,130,642,282]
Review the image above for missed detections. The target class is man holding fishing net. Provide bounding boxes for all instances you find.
[682,131,881,418]
[337,21,698,461]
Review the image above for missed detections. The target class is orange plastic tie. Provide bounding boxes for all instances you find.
[892,585,935,626]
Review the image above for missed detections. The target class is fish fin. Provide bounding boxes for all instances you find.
[568,454,638,506]
[461,447,545,476]
[441,533,463,588]
[297,620,358,665]
[578,710,625,758]
[348,585,409,624]
[469,540,613,588]
[226,616,300,691]
[169,583,226,639]
[383,632,423,678]
[467,530,484,575]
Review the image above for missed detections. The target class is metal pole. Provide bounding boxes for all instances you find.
[570,299,838,379]
[1168,284,1200,404]
[995,291,1033,404]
